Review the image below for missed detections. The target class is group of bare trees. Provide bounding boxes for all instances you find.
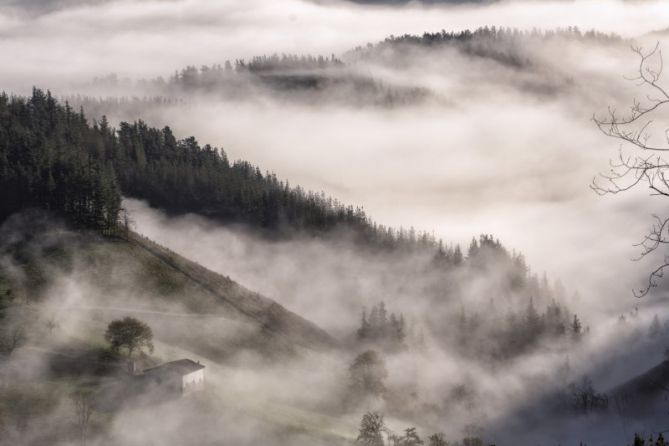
[72,390,94,446]
[565,376,609,415]
[356,412,479,446]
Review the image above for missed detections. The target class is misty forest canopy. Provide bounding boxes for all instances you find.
[0,89,379,237]
[0,89,561,269]
[83,26,624,110]
[349,26,623,68]
[364,25,623,49]
[0,89,474,252]
[0,88,583,269]
[91,52,427,108]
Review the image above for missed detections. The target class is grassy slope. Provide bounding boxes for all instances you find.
[0,222,350,445]
[2,225,336,356]
[125,231,337,350]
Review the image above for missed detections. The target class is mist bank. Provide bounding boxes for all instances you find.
[3,210,669,446]
[121,201,669,444]
[1,0,669,93]
[66,89,656,313]
[68,27,630,110]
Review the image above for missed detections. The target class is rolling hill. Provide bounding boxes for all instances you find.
[0,212,336,360]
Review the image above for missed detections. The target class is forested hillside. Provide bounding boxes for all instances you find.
[75,27,625,112]
[348,26,623,66]
[0,90,120,232]
[0,89,445,250]
[90,53,429,107]
[367,26,622,46]
[0,89,588,363]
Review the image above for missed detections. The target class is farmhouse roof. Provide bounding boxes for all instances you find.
[144,359,205,376]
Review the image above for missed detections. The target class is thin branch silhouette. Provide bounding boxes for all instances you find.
[593,43,669,297]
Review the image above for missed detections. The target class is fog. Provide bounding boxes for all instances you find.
[0,0,668,91]
[4,0,669,445]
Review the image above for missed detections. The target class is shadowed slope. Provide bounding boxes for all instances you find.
[0,212,337,360]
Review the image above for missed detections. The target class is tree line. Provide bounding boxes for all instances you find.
[453,297,585,360]
[355,411,481,446]
[357,302,407,351]
[175,53,344,79]
[349,26,624,70]
[356,26,623,52]
[94,58,429,107]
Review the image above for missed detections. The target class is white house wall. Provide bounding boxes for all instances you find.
[181,369,205,394]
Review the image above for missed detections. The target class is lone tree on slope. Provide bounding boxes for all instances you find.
[104,317,154,357]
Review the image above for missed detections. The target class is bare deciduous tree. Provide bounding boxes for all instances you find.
[356,412,387,446]
[593,42,669,297]
[396,427,424,446]
[72,390,94,446]
[567,375,609,414]
[428,433,448,446]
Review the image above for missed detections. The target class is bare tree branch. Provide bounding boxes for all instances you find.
[594,44,669,296]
